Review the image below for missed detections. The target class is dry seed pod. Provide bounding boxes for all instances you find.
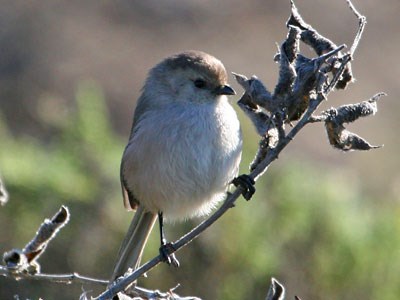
[324,92,385,151]
[274,25,300,99]
[325,122,381,151]
[233,72,276,112]
[287,0,353,89]
[237,97,271,136]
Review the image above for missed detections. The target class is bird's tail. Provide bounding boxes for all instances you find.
[110,205,157,283]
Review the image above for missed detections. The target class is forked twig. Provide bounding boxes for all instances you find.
[346,0,367,56]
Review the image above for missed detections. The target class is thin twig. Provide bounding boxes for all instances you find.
[346,0,367,56]
[0,265,108,286]
[250,94,325,183]
[129,285,201,300]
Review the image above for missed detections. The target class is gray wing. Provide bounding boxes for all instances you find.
[120,92,151,210]
[120,155,138,210]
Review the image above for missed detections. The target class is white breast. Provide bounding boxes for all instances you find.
[122,97,242,220]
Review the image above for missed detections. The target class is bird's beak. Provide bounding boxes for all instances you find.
[215,85,236,96]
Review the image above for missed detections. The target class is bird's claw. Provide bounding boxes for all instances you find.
[159,242,180,267]
[232,174,256,200]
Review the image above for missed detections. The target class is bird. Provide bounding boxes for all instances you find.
[110,50,254,283]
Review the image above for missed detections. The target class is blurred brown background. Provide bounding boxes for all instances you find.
[0,0,399,299]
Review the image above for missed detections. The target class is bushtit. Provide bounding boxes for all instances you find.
[111,51,252,282]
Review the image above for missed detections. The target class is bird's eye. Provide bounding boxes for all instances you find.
[193,79,206,89]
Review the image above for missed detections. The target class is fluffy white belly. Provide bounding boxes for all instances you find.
[122,100,242,220]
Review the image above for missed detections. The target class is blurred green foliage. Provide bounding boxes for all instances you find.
[0,84,399,300]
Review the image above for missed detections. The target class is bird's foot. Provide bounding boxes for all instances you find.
[159,241,180,267]
[232,174,256,200]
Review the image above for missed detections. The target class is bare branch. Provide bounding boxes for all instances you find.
[0,265,108,286]
[92,285,201,300]
[346,0,367,56]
